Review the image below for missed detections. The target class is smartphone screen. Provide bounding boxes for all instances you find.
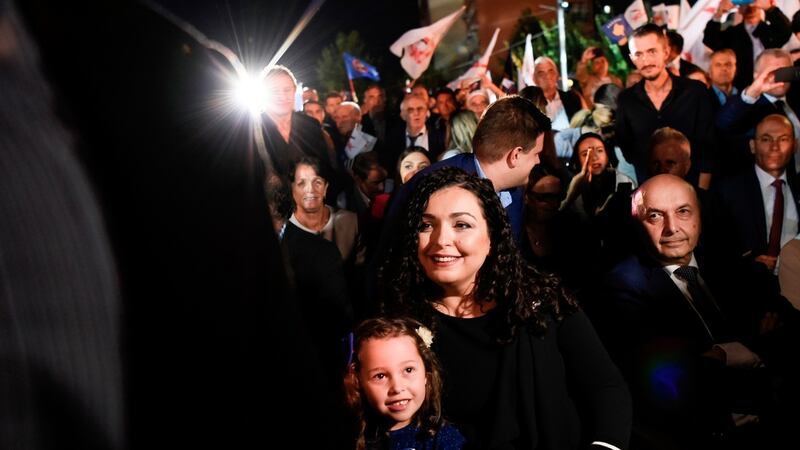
[773,67,800,83]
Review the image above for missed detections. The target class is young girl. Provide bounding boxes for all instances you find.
[344,317,465,450]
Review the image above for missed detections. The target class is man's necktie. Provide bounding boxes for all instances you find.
[774,100,786,114]
[673,265,725,339]
[767,179,785,257]
[408,133,422,147]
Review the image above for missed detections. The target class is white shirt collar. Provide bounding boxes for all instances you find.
[473,157,513,208]
[754,163,787,188]
[406,125,427,139]
[663,253,699,274]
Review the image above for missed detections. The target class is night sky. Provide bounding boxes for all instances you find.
[158,0,423,88]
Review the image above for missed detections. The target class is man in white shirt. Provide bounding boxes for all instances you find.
[533,56,586,131]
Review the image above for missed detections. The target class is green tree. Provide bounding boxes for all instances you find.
[507,8,629,82]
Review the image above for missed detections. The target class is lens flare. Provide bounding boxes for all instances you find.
[232,72,267,116]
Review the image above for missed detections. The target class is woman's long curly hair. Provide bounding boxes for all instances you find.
[378,167,578,343]
[344,317,445,450]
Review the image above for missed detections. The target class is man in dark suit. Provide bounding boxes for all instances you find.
[382,93,446,173]
[599,174,785,449]
[533,56,585,131]
[714,115,799,290]
[716,49,800,176]
[703,0,792,90]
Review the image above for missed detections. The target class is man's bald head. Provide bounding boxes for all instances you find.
[751,114,795,178]
[648,127,692,178]
[632,174,701,266]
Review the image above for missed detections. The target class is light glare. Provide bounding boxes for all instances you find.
[233,72,266,116]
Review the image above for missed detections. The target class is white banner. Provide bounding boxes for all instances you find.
[447,28,500,90]
[518,34,535,91]
[390,6,466,80]
[625,0,649,29]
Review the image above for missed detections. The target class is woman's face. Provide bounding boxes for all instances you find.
[417,186,491,297]
[577,137,608,177]
[399,152,431,184]
[291,164,328,214]
[265,73,296,117]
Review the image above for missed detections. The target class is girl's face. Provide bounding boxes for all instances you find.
[399,152,431,184]
[577,137,608,177]
[291,164,328,213]
[417,186,491,297]
[358,336,427,431]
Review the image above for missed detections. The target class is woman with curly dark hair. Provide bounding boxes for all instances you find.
[378,167,631,450]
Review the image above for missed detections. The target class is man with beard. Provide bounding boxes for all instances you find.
[616,23,715,189]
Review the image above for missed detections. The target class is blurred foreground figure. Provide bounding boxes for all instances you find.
[0,4,123,448]
[17,0,328,448]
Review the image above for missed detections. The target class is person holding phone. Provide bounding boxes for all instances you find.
[576,47,622,107]
[716,48,800,176]
[703,0,792,90]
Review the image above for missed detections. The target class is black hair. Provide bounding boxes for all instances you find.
[378,167,577,343]
[570,132,619,170]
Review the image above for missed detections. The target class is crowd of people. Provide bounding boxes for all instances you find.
[3,1,800,449]
[262,4,800,449]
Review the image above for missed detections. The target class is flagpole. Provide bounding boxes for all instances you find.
[557,1,568,91]
[348,77,359,103]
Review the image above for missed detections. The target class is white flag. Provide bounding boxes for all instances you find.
[390,6,466,80]
[678,0,721,71]
[447,28,500,90]
[518,34,535,91]
[624,0,649,29]
[653,3,681,30]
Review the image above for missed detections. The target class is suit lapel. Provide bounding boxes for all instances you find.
[746,168,769,249]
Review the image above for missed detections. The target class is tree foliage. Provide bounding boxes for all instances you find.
[508,8,629,82]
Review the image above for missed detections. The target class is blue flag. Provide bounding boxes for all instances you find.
[343,53,380,81]
[601,15,633,45]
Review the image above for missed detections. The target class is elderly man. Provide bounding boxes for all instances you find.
[533,56,585,131]
[332,101,365,169]
[616,24,715,189]
[384,94,446,172]
[599,174,788,449]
